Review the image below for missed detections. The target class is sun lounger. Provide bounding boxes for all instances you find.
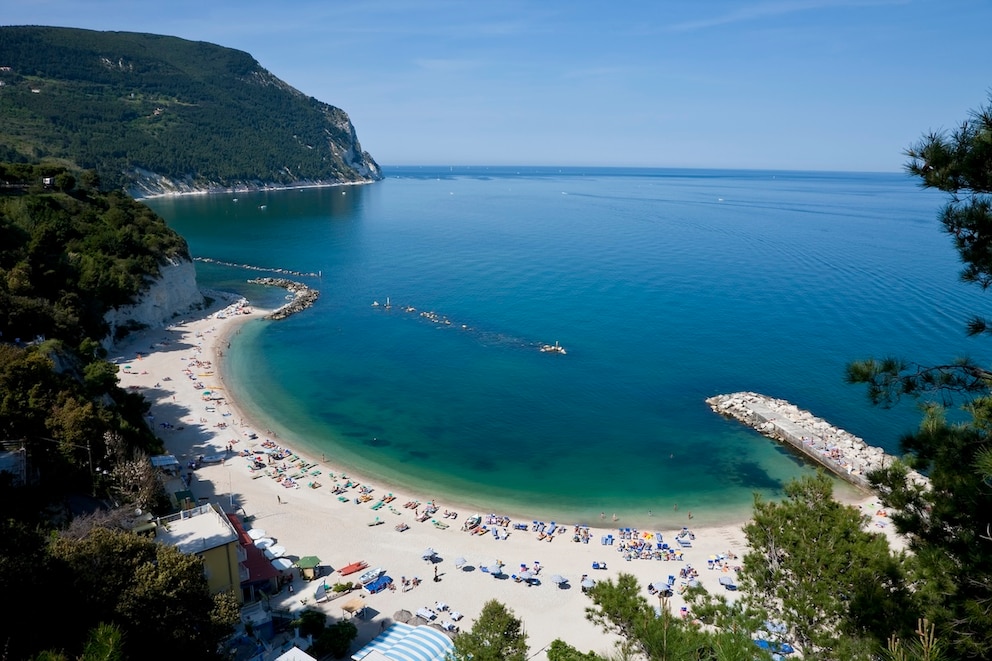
[432,520,449,530]
[371,501,384,510]
[395,523,409,532]
[368,517,383,526]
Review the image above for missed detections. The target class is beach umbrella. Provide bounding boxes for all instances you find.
[519,570,535,580]
[550,574,567,585]
[254,537,275,549]
[422,548,436,560]
[393,609,413,624]
[246,528,266,540]
[581,577,595,589]
[271,557,294,571]
[650,581,668,592]
[487,564,503,575]
[264,545,286,560]
[453,556,467,569]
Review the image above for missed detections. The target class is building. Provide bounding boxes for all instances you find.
[156,503,243,602]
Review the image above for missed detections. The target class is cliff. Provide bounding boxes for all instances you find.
[103,257,204,349]
[0,26,382,195]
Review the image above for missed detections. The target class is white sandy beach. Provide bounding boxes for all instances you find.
[111,291,899,659]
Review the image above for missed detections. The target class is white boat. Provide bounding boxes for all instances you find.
[540,341,566,355]
[358,567,384,585]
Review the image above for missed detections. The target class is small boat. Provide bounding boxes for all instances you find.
[540,341,566,355]
[358,567,384,584]
[338,560,368,576]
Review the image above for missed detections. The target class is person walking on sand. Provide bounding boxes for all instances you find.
[277,495,282,504]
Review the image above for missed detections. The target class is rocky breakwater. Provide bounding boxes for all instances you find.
[248,278,319,320]
[706,391,928,492]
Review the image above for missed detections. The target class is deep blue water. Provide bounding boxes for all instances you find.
[147,166,985,527]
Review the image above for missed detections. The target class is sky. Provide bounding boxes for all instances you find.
[4,1,991,171]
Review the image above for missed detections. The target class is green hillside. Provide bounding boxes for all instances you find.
[0,26,381,195]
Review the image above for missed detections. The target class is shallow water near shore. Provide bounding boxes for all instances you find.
[147,166,985,528]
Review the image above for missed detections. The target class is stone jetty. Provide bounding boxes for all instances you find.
[247,278,319,320]
[195,256,320,278]
[706,392,928,492]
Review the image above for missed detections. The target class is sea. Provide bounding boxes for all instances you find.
[146,166,987,529]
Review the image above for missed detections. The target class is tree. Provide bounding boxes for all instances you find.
[584,573,758,661]
[450,599,528,661]
[736,472,913,660]
[315,620,358,659]
[546,639,606,661]
[44,527,238,660]
[847,95,992,660]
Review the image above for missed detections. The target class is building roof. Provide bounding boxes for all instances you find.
[156,503,238,554]
[352,623,453,661]
[275,647,317,661]
[227,513,279,584]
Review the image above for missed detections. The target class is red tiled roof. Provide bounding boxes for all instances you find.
[228,513,280,584]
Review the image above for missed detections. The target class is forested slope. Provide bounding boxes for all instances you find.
[0,26,381,195]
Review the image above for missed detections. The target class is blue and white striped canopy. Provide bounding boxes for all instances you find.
[352,623,453,661]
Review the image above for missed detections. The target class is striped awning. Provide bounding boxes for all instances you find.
[352,623,453,661]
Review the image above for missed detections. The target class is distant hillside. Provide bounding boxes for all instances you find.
[0,26,382,196]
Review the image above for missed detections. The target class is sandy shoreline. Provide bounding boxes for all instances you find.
[112,291,898,658]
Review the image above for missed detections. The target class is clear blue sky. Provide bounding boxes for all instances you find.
[5,1,990,171]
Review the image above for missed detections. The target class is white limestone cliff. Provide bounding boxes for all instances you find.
[103,257,204,349]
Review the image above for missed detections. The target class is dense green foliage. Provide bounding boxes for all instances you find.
[845,95,992,660]
[735,473,913,659]
[1,162,190,345]
[450,599,529,661]
[0,25,381,193]
[0,168,207,658]
[582,573,761,660]
[37,526,238,660]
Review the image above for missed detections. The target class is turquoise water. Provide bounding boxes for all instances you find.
[148,167,984,528]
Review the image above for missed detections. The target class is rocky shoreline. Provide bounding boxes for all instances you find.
[706,391,929,492]
[247,278,319,320]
